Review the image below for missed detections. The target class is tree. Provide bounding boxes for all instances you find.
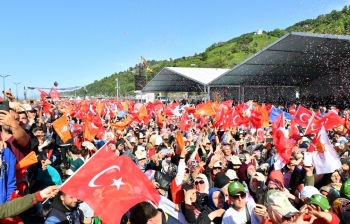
[201,52,208,61]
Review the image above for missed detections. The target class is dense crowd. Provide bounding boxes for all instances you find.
[1,89,350,224]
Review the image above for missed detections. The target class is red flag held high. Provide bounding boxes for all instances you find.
[60,146,161,224]
[179,113,191,132]
[49,87,60,101]
[294,106,312,127]
[289,104,296,115]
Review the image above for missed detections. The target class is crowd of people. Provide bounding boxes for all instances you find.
[1,88,350,224]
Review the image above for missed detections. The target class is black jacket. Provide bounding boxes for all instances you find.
[195,205,222,224]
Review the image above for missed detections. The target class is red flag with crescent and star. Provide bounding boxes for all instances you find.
[60,145,161,224]
[293,105,312,127]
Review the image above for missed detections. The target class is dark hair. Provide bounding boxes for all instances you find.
[68,145,80,155]
[33,126,44,133]
[18,111,28,118]
[129,202,159,224]
[42,203,52,218]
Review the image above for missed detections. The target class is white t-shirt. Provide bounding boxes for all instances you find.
[221,200,261,224]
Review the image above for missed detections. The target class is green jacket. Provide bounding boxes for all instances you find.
[0,192,41,219]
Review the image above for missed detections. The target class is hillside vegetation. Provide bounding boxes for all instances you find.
[68,5,350,98]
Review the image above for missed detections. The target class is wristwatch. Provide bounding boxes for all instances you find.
[179,156,185,159]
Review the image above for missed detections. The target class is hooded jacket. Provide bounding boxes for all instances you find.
[45,193,83,224]
[0,148,16,204]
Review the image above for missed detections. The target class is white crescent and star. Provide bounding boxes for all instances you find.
[232,115,239,125]
[88,165,125,190]
[300,113,309,123]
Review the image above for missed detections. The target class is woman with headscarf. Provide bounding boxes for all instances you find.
[332,198,350,224]
[249,172,265,201]
[195,188,228,224]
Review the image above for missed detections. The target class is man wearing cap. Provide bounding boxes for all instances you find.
[205,155,224,189]
[222,181,260,224]
[308,194,340,224]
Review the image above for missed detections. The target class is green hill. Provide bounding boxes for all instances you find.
[67,5,350,98]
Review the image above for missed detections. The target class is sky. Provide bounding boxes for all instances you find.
[0,0,349,99]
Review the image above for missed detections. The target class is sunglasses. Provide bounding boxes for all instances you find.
[231,178,239,182]
[232,192,246,200]
[213,167,222,170]
[195,180,205,185]
[282,216,294,221]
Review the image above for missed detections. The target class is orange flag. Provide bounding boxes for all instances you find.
[16,151,38,195]
[52,115,72,143]
[194,101,216,119]
[110,116,131,130]
[175,131,185,155]
[122,101,129,111]
[83,123,93,141]
[96,102,104,117]
[138,105,147,121]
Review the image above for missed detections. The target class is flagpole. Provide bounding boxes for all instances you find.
[303,112,315,136]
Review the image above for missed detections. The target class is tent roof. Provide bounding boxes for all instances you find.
[142,67,229,92]
[210,32,350,86]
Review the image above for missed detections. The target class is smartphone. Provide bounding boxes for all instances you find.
[256,194,265,205]
[161,148,170,155]
[304,152,313,167]
[0,101,9,112]
[266,138,273,143]
[201,156,207,162]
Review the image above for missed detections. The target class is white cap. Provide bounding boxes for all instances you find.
[268,191,298,218]
[300,186,320,200]
[82,141,95,150]
[225,169,238,181]
[213,161,223,168]
[135,150,146,160]
[231,155,242,165]
[155,136,163,145]
[130,137,136,143]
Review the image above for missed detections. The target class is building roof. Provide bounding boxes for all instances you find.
[210,32,350,86]
[142,67,229,92]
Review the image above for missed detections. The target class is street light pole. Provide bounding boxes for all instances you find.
[13,82,20,101]
[0,75,10,100]
[115,78,119,99]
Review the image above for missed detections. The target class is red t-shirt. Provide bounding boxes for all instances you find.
[0,134,30,163]
[312,212,340,224]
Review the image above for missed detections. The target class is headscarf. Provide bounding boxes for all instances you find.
[249,172,265,193]
[208,187,229,211]
[195,174,209,194]
[135,158,148,172]
[332,198,350,213]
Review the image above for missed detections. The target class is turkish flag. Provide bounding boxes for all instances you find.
[256,128,265,142]
[289,118,301,141]
[49,87,60,101]
[37,88,49,99]
[52,115,72,143]
[304,112,343,135]
[294,106,312,127]
[179,113,191,132]
[60,146,161,224]
[272,113,296,163]
[288,104,296,115]
[249,109,263,128]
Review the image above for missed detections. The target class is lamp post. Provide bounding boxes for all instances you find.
[13,82,20,100]
[115,78,119,99]
[0,75,10,100]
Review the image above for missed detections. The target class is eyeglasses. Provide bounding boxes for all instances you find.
[195,180,205,185]
[232,192,246,200]
[213,167,222,170]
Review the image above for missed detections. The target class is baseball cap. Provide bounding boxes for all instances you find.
[300,186,320,200]
[213,161,223,168]
[268,191,299,217]
[228,181,245,196]
[231,155,242,165]
[309,194,330,211]
[130,137,136,143]
[82,141,95,150]
[225,169,238,181]
[135,150,146,160]
[155,136,163,145]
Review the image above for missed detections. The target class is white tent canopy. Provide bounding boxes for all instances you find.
[142,67,229,92]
